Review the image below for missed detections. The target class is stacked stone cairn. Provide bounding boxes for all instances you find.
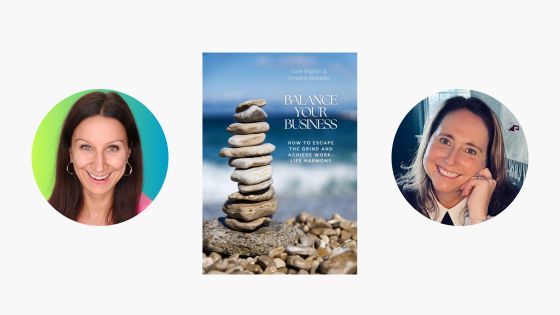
[219,99,277,232]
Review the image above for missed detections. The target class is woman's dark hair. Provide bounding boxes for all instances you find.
[398,96,508,217]
[49,91,143,224]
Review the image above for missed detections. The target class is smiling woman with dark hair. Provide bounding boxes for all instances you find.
[49,91,148,225]
[397,96,519,226]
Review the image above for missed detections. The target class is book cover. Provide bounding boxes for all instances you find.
[202,53,357,274]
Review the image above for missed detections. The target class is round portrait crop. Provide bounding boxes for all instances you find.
[32,90,168,226]
[392,89,528,226]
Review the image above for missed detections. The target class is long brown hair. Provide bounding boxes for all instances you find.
[49,91,143,224]
[398,96,507,217]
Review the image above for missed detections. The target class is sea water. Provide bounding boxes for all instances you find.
[203,115,357,221]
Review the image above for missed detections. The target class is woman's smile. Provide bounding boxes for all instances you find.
[437,165,460,179]
[86,171,112,183]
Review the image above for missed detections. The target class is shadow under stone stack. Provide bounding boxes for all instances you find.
[219,99,277,232]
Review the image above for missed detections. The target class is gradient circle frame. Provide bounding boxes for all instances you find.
[32,89,168,215]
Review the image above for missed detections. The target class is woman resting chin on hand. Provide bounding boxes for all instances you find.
[398,96,518,226]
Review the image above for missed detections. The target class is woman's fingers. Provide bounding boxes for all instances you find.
[465,168,497,221]
[463,168,495,197]
[461,179,477,197]
[477,168,493,180]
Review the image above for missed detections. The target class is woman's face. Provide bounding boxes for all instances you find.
[69,115,130,197]
[423,109,489,201]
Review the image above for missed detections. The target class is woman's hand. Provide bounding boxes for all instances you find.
[460,168,496,223]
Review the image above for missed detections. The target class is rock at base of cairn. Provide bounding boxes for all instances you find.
[203,218,298,256]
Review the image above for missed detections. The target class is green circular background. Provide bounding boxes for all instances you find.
[32,89,168,204]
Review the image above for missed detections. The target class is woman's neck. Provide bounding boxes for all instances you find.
[434,191,463,209]
[78,190,114,225]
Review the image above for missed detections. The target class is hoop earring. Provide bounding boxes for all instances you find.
[66,162,75,175]
[124,162,133,176]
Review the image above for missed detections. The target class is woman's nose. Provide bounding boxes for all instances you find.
[94,151,105,172]
[444,147,459,165]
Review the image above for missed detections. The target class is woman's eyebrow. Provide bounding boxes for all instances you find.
[106,140,126,144]
[74,138,126,144]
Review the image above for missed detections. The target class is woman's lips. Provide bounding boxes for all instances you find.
[87,171,111,183]
[437,166,460,178]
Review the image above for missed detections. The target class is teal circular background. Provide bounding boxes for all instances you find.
[32,89,168,206]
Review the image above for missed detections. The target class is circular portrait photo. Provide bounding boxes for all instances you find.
[32,90,168,226]
[392,89,528,226]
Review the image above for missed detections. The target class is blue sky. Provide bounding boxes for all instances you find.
[203,53,357,115]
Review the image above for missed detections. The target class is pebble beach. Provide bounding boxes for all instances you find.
[203,212,357,274]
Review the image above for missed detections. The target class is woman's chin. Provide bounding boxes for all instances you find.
[432,183,461,198]
[82,183,116,197]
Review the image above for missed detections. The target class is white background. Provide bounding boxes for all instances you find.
[1,1,559,314]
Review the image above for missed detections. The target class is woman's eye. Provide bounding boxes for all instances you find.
[80,144,92,151]
[466,148,477,155]
[107,145,120,152]
[439,137,451,145]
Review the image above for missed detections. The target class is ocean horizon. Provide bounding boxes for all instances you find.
[203,116,357,221]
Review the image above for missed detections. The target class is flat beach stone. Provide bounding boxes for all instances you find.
[229,155,272,169]
[298,234,318,247]
[286,256,311,270]
[319,248,357,274]
[234,105,268,123]
[222,198,278,221]
[225,217,271,232]
[236,99,266,113]
[230,165,272,185]
[227,122,270,135]
[228,133,266,148]
[219,143,275,158]
[256,255,274,269]
[268,246,285,258]
[239,178,273,193]
[203,218,298,256]
[228,186,275,202]
[286,245,318,257]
